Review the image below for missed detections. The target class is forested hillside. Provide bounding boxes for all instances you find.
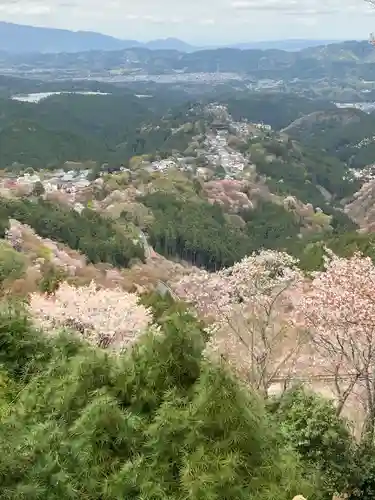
[1,55,375,499]
[0,90,363,274]
[283,108,375,169]
[0,92,202,168]
[139,187,356,271]
[4,39,375,80]
[225,94,335,130]
[0,198,144,267]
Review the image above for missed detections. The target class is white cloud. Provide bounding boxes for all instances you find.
[124,13,184,24]
[199,18,215,25]
[143,15,161,22]
[0,0,51,14]
[124,14,139,20]
[230,0,373,14]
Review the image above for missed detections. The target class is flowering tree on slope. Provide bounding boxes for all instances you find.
[293,253,375,441]
[29,281,152,349]
[175,250,305,397]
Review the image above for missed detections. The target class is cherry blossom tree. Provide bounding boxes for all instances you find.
[175,250,305,397]
[29,281,152,349]
[294,253,375,441]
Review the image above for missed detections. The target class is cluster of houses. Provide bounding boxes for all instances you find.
[147,156,197,174]
[144,109,270,179]
[253,122,272,132]
[204,132,246,176]
[1,169,91,195]
[352,135,375,150]
[0,102,273,195]
[206,103,272,134]
[149,159,178,172]
[349,165,375,182]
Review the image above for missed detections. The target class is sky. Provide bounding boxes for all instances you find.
[0,0,375,44]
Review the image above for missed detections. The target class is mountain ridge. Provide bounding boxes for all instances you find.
[2,39,373,82]
[0,21,344,54]
[282,107,375,169]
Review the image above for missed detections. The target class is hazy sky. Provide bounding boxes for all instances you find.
[0,0,375,43]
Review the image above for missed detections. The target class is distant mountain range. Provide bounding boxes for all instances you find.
[0,21,343,54]
[3,39,375,82]
[229,39,343,51]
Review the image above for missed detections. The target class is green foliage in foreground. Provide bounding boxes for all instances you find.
[269,386,375,500]
[4,295,375,499]
[0,241,26,285]
[0,302,316,500]
[270,386,356,498]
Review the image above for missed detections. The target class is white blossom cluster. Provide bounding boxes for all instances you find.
[5,219,23,252]
[175,250,301,321]
[29,281,152,349]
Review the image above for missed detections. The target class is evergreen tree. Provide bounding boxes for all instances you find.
[0,302,312,499]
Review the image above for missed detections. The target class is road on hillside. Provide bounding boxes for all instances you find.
[156,281,178,300]
[139,230,152,258]
[138,230,178,299]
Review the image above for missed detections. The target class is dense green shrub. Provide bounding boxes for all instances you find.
[0,303,53,381]
[269,386,356,498]
[0,241,26,285]
[0,295,373,498]
[0,302,314,500]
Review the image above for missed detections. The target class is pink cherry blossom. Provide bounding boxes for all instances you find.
[29,280,152,349]
[293,252,375,426]
[174,250,304,396]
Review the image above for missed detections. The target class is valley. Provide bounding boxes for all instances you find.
[1,35,375,500]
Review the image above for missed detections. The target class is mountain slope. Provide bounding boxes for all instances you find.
[0,21,143,53]
[0,22,195,54]
[0,90,201,168]
[144,38,196,52]
[300,40,375,62]
[0,119,104,167]
[225,94,335,130]
[0,93,159,168]
[283,108,375,168]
